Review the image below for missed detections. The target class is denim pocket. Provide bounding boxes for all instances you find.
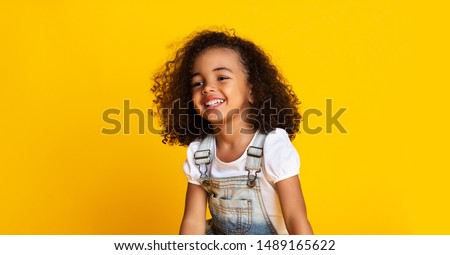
[209,194,253,234]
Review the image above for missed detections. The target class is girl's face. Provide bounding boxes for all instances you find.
[191,47,252,126]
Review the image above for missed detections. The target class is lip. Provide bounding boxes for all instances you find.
[202,97,226,109]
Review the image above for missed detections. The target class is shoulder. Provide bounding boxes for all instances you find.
[264,128,292,146]
[263,128,297,157]
[186,138,202,156]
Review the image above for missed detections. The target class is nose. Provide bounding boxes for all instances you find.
[201,80,216,94]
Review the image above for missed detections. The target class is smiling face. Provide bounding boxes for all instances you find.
[191,47,253,126]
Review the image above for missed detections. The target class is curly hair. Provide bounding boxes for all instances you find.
[151,28,301,146]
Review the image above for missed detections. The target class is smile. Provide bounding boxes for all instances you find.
[204,99,225,108]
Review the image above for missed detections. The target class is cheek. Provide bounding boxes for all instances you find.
[191,92,202,108]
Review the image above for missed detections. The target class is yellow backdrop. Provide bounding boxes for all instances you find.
[1,0,449,234]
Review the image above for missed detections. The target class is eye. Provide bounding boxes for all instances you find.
[218,76,229,81]
[191,81,204,87]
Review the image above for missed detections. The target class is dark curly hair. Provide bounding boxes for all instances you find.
[151,28,301,146]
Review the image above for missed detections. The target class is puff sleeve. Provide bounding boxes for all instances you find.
[182,140,202,185]
[262,129,301,183]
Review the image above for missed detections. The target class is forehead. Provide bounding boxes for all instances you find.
[192,47,244,72]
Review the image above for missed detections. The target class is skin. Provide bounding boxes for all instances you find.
[180,47,313,235]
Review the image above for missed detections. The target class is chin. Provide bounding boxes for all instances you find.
[203,115,224,124]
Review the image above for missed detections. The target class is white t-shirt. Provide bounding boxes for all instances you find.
[183,128,300,235]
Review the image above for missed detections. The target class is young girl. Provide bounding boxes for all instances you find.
[152,29,313,235]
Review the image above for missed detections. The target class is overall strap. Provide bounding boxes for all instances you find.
[194,135,214,178]
[245,132,268,187]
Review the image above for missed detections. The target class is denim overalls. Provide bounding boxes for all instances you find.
[194,132,278,235]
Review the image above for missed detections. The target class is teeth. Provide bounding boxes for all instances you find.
[205,99,224,107]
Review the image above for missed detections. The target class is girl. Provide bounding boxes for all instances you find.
[152,29,313,235]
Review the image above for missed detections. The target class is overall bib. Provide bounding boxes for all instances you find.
[194,132,278,235]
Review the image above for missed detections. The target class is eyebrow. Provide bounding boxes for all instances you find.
[190,67,233,79]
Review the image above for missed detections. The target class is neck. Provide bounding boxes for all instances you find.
[213,120,256,148]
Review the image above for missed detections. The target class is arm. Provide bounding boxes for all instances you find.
[179,182,207,235]
[276,175,313,235]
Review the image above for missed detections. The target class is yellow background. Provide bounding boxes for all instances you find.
[1,0,449,234]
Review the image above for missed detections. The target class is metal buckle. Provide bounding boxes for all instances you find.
[247,146,263,158]
[194,149,211,165]
[194,149,210,159]
[247,172,258,188]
